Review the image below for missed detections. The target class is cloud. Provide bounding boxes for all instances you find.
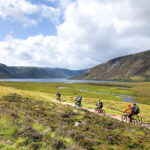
[40,4,61,24]
[0,0,150,69]
[0,34,97,69]
[0,0,61,27]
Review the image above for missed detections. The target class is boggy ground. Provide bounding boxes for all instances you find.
[0,93,150,150]
[0,81,150,104]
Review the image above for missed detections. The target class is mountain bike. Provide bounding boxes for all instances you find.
[95,107,105,115]
[56,95,61,101]
[121,113,142,125]
[75,101,82,108]
[132,115,142,125]
[121,113,129,123]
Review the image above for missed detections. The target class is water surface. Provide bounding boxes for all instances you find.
[0,78,128,83]
[75,89,136,103]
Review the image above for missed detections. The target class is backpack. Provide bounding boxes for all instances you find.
[101,102,103,107]
[56,93,61,97]
[77,96,82,101]
[132,106,139,114]
[98,101,103,107]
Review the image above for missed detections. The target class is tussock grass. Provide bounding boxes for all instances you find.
[0,93,150,150]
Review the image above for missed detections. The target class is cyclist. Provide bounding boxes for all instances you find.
[131,103,140,115]
[75,95,82,107]
[96,99,103,112]
[124,104,132,122]
[56,92,61,101]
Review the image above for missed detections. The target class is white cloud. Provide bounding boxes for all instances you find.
[0,34,97,69]
[0,0,150,69]
[0,0,61,27]
[40,5,61,24]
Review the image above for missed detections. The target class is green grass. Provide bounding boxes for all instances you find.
[0,81,149,104]
[0,82,122,101]
[0,81,150,122]
[0,93,150,150]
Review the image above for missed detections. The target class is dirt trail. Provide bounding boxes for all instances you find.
[39,94,150,129]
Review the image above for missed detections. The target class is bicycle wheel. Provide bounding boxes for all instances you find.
[79,103,82,108]
[75,101,78,107]
[131,118,138,125]
[95,107,98,113]
[137,116,143,124]
[121,114,128,122]
[101,109,105,115]
[56,97,61,101]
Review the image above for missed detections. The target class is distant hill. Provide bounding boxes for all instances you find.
[0,64,87,79]
[75,50,150,81]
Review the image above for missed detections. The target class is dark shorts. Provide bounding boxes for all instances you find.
[132,112,139,115]
[128,114,133,118]
[134,112,139,115]
[128,112,139,119]
[98,106,103,109]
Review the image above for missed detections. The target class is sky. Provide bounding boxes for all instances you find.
[0,0,150,70]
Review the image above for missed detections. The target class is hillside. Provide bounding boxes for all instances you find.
[0,64,87,79]
[0,91,150,150]
[0,64,16,78]
[76,50,150,81]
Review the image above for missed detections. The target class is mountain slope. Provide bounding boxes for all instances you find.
[0,64,87,79]
[76,50,150,81]
[0,64,17,78]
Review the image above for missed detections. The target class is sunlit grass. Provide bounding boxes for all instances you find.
[0,93,150,150]
[0,81,148,106]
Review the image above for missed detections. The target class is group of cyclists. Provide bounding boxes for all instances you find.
[56,92,140,123]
